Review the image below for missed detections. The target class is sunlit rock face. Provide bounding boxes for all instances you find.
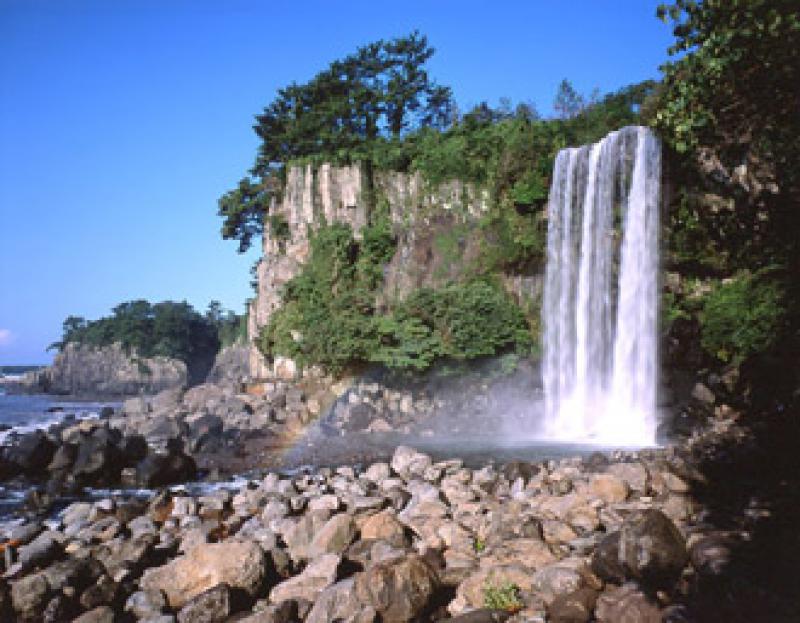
[542,126,662,445]
[247,163,490,382]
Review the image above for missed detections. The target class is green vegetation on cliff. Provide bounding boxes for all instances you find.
[655,1,800,369]
[223,32,655,375]
[257,221,531,374]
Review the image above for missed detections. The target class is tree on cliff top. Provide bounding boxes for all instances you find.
[219,31,453,253]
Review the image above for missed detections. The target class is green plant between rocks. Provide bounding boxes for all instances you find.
[483,579,524,612]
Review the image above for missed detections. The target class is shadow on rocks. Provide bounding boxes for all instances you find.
[681,410,800,622]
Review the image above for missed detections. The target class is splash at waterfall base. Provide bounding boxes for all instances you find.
[541,126,662,447]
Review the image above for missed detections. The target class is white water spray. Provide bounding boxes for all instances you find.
[541,126,661,445]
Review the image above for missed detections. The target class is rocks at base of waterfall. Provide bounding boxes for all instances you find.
[135,442,197,488]
[691,382,716,407]
[140,542,269,609]
[547,587,599,623]
[269,553,340,604]
[390,445,433,479]
[0,444,746,623]
[3,430,57,476]
[354,554,440,621]
[595,584,662,623]
[176,583,231,623]
[618,509,688,590]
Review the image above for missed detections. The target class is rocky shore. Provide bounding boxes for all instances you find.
[0,413,796,623]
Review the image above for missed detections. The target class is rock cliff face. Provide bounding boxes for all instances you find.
[29,342,187,396]
[248,163,502,381]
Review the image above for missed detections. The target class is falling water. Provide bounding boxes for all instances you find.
[542,126,661,445]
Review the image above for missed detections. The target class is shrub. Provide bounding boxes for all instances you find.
[483,579,523,612]
[258,222,532,374]
[700,272,786,364]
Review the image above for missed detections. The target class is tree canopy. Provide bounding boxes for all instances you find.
[50,300,245,364]
[219,31,452,252]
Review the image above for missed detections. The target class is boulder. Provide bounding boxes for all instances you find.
[72,606,116,623]
[618,509,688,589]
[16,530,63,571]
[125,589,168,619]
[606,462,648,493]
[354,554,439,622]
[136,445,197,487]
[590,531,626,584]
[391,446,432,479]
[140,541,268,609]
[532,561,585,604]
[6,430,56,474]
[449,566,534,615]
[177,583,231,623]
[360,510,407,546]
[307,513,356,557]
[269,553,340,604]
[305,578,376,623]
[10,572,50,621]
[595,584,661,623]
[547,587,598,623]
[587,474,629,504]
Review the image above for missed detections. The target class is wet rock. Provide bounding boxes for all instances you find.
[595,584,661,623]
[354,554,439,622]
[6,430,56,474]
[48,442,77,471]
[176,583,231,623]
[123,396,150,416]
[136,445,197,488]
[140,541,267,609]
[16,530,63,570]
[71,426,125,484]
[7,521,43,546]
[618,509,688,589]
[269,553,339,604]
[42,594,78,623]
[547,587,598,623]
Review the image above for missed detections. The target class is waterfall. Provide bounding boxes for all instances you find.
[541,126,661,445]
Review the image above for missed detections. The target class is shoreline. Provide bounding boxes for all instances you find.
[1,416,796,622]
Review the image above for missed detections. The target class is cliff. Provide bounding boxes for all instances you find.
[27,342,187,396]
[248,163,542,381]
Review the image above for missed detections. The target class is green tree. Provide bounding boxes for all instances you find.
[222,32,452,252]
[553,79,585,119]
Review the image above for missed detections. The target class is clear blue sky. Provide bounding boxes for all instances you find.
[0,0,674,364]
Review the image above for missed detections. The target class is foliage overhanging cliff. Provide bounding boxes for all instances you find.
[221,4,800,385]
